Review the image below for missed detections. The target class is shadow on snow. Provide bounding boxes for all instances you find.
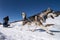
[34,29,60,33]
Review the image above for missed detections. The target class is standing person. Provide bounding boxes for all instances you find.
[3,16,10,27]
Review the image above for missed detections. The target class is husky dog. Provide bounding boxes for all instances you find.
[21,10,54,35]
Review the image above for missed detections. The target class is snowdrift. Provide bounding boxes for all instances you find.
[0,16,60,40]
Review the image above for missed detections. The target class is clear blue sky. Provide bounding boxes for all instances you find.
[0,0,60,22]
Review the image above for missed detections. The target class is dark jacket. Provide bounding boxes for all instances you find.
[3,16,9,22]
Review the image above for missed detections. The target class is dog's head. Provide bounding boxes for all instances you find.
[47,11,57,19]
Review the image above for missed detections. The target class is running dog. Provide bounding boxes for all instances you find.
[21,11,54,35]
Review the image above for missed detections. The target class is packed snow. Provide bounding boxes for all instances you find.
[0,16,60,40]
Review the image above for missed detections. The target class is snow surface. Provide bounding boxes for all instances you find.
[0,16,60,40]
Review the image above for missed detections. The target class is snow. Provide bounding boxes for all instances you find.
[0,16,60,40]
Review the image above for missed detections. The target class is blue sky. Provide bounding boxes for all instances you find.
[0,0,60,22]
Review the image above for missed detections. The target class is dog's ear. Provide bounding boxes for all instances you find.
[47,7,51,12]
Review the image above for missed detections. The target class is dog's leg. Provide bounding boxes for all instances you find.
[40,25,54,35]
[27,22,31,31]
[45,24,54,27]
[32,16,38,31]
[20,21,27,30]
[20,25,24,31]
